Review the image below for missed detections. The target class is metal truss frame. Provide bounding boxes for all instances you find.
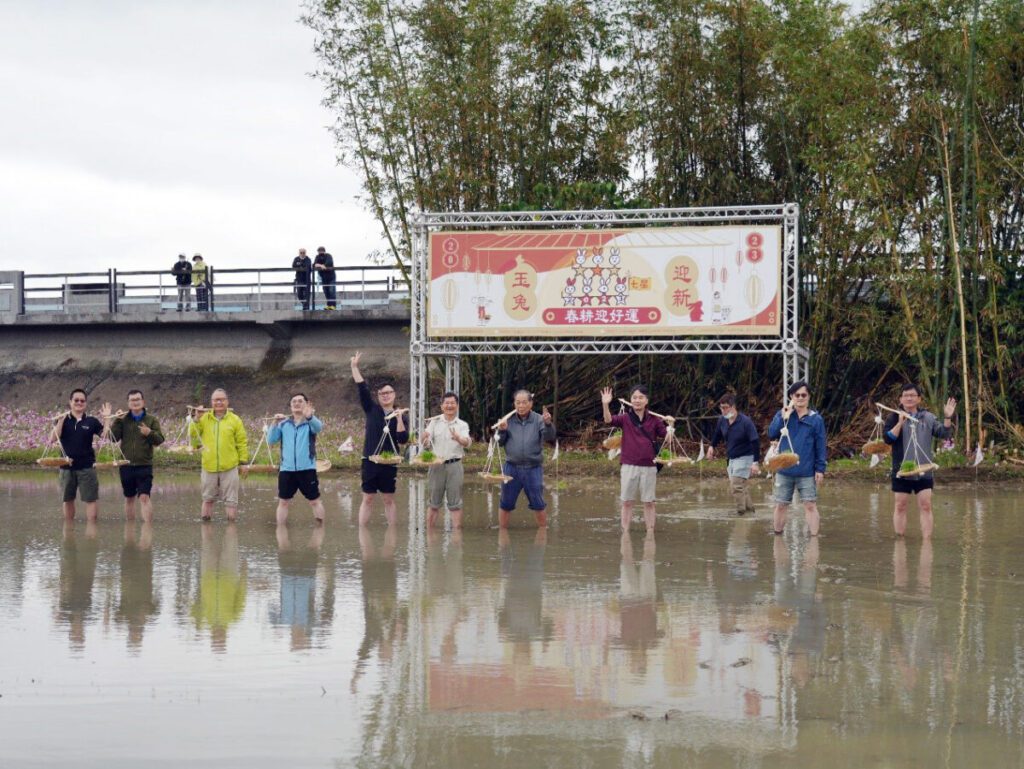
[409,204,806,434]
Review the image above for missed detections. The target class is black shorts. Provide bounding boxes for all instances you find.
[361,459,398,494]
[891,475,934,495]
[278,469,321,500]
[119,465,154,498]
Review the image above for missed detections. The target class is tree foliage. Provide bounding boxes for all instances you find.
[304,0,1024,448]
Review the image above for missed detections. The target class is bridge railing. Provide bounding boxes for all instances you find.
[14,265,408,315]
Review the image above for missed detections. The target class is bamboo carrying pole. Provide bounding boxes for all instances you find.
[490,409,518,431]
[874,402,922,424]
[617,399,676,423]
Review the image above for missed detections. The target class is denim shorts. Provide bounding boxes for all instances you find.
[773,473,817,504]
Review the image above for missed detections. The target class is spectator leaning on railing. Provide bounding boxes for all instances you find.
[314,246,337,310]
[292,249,312,311]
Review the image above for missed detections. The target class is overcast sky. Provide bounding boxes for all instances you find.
[0,0,381,273]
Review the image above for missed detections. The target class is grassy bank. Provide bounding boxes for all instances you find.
[5,445,1024,482]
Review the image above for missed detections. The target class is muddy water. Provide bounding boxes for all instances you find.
[0,470,1022,768]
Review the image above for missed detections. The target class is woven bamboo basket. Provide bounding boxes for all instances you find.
[164,444,196,455]
[36,457,72,468]
[654,456,693,467]
[240,464,277,474]
[369,454,402,465]
[94,460,130,470]
[766,452,800,472]
[315,459,332,473]
[478,471,512,484]
[861,439,891,456]
[410,454,444,467]
[895,462,938,478]
[602,433,622,450]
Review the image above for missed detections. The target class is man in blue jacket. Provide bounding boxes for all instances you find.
[497,389,556,529]
[267,393,325,525]
[767,381,827,536]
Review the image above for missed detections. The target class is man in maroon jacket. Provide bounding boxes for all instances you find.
[601,386,669,533]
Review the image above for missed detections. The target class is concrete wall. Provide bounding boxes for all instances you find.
[0,318,412,413]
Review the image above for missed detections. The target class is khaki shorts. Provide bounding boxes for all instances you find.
[201,467,240,505]
[428,460,464,510]
[621,464,657,503]
[59,467,99,503]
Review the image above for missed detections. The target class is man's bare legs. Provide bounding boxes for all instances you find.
[893,489,934,539]
[621,500,633,532]
[201,500,214,521]
[642,501,656,533]
[773,501,819,536]
[359,492,396,525]
[428,506,463,529]
[125,494,152,523]
[277,497,325,525]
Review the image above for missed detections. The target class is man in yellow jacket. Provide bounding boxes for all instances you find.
[189,388,248,521]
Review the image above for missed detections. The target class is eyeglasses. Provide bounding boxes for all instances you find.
[71,398,86,403]
[792,393,809,398]
[378,390,395,396]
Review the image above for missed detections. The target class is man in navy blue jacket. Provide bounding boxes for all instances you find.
[767,381,827,536]
[707,393,761,516]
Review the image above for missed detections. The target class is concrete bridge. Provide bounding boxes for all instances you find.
[0,267,413,411]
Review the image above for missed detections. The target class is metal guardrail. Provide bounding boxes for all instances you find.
[11,265,407,315]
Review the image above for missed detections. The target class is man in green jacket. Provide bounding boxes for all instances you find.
[111,389,165,523]
[189,388,249,521]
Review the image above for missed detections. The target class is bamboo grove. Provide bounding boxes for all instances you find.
[303,0,1024,451]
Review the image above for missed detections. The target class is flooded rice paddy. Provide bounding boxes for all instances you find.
[1,469,1023,768]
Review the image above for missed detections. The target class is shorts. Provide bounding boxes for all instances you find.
[201,467,240,505]
[119,465,154,498]
[727,455,756,479]
[620,464,657,503]
[499,463,546,512]
[891,475,934,495]
[278,469,321,500]
[59,467,99,503]
[428,460,464,509]
[773,473,817,504]
[361,459,398,495]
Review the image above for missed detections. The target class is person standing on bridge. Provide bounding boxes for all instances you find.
[313,246,337,310]
[292,248,312,311]
[110,389,164,523]
[189,388,248,522]
[351,351,408,526]
[192,254,209,312]
[53,389,113,523]
[171,253,192,311]
[497,390,556,529]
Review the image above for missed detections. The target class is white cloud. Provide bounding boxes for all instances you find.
[0,0,383,271]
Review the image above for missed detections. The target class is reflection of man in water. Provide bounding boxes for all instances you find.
[272,524,325,651]
[772,537,826,686]
[352,526,404,692]
[616,531,662,674]
[426,527,465,662]
[117,519,159,652]
[56,520,98,651]
[497,528,550,653]
[891,539,937,691]
[191,523,247,652]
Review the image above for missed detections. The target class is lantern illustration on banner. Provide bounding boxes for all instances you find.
[745,274,763,309]
[442,278,458,326]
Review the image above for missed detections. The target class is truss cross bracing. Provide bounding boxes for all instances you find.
[409,204,806,435]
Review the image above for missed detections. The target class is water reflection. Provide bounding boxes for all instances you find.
[0,473,1022,767]
[117,520,158,652]
[56,520,99,652]
[191,522,246,652]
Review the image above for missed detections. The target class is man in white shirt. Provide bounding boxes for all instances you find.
[421,392,472,529]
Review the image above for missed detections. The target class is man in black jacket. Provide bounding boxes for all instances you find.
[313,246,337,310]
[292,249,312,310]
[171,253,192,311]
